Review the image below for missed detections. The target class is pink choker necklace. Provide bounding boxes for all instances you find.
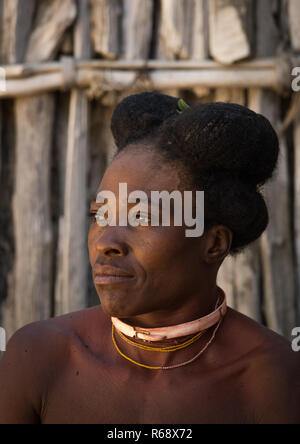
[111,288,227,343]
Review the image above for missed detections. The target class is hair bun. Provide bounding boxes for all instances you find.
[110,93,280,254]
[111,92,180,150]
[159,102,279,187]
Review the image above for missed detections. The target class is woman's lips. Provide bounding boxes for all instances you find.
[94,275,135,285]
[93,265,135,285]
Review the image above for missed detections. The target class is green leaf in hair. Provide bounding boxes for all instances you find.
[177,99,191,113]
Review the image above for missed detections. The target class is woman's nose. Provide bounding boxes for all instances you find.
[95,230,129,257]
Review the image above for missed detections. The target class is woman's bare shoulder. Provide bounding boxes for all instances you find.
[217,308,300,396]
[220,309,300,423]
[4,305,110,364]
[222,308,296,356]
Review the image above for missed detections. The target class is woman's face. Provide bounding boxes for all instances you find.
[88,146,216,320]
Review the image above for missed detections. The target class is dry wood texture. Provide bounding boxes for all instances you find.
[0,0,299,339]
[289,0,300,323]
[58,0,91,315]
[209,0,253,64]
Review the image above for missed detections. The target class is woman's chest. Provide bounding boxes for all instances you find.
[42,355,252,424]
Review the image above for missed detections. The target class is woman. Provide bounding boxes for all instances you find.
[0,92,299,424]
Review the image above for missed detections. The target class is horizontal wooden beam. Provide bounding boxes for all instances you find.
[0,56,296,98]
[3,57,277,77]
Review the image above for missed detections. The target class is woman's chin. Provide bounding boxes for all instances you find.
[100,298,137,319]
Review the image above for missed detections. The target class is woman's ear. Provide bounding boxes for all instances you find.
[203,225,233,265]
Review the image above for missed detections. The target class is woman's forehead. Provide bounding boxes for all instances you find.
[98,148,182,195]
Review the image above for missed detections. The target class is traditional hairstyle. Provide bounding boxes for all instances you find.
[111,92,279,255]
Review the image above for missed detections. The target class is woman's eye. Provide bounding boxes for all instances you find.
[135,212,150,224]
[89,212,97,223]
[89,212,106,224]
[90,211,150,226]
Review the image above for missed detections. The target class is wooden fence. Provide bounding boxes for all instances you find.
[0,0,299,340]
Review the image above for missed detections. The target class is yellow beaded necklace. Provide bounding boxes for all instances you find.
[112,319,222,371]
[111,297,225,370]
[117,327,206,352]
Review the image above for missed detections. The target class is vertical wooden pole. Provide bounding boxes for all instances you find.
[2,0,76,337]
[53,93,70,315]
[247,0,296,337]
[211,1,259,316]
[208,0,253,65]
[288,0,300,324]
[157,0,209,97]
[122,0,153,60]
[0,0,36,64]
[90,0,121,60]
[248,89,296,336]
[13,95,54,327]
[0,0,36,337]
[59,0,91,314]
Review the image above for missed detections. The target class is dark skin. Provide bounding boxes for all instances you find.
[0,146,299,424]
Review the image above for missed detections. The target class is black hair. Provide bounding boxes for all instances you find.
[111,91,279,255]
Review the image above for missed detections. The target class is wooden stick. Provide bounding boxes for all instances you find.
[289,0,300,324]
[249,89,296,337]
[59,0,91,314]
[0,65,279,98]
[10,0,77,332]
[2,57,277,78]
[209,0,253,64]
[216,87,262,321]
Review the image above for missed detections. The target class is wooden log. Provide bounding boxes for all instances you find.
[59,0,91,314]
[256,0,279,57]
[208,0,253,64]
[0,0,36,337]
[13,94,55,328]
[26,0,77,62]
[2,58,278,78]
[90,0,121,60]
[157,0,192,60]
[157,0,208,61]
[191,0,209,60]
[0,0,35,63]
[0,67,280,98]
[53,93,70,315]
[3,0,77,334]
[218,1,279,322]
[288,0,300,324]
[156,0,209,97]
[227,0,280,322]
[215,88,245,103]
[248,0,296,337]
[215,88,262,322]
[288,0,300,51]
[234,243,262,322]
[217,255,236,309]
[249,89,296,337]
[0,102,16,339]
[294,107,300,325]
[122,0,153,60]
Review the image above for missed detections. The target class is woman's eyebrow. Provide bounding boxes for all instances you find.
[90,201,102,211]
